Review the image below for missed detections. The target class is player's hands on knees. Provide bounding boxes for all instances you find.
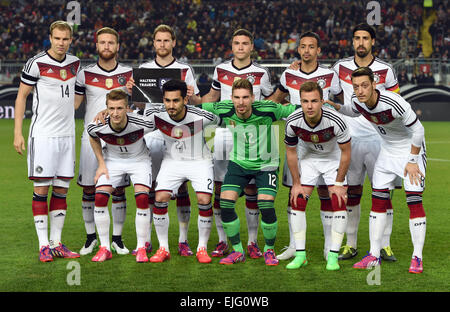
[126,77,135,95]
[14,134,25,155]
[404,162,424,186]
[328,185,347,208]
[288,60,301,70]
[290,183,308,208]
[93,109,108,124]
[94,165,109,184]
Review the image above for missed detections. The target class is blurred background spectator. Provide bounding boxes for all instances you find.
[0,0,447,63]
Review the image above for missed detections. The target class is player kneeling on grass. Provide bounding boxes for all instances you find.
[87,90,156,263]
[285,81,351,271]
[328,67,427,274]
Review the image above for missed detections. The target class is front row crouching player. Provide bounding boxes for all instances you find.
[284,81,351,271]
[143,79,222,264]
[329,67,427,273]
[87,90,156,263]
[201,78,299,266]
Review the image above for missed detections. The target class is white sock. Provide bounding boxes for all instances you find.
[49,209,66,248]
[94,206,110,250]
[147,204,153,243]
[330,210,347,252]
[153,212,169,250]
[111,198,127,236]
[369,211,387,258]
[213,208,227,243]
[245,207,260,245]
[81,199,96,235]
[382,208,393,248]
[345,204,360,248]
[135,208,151,249]
[409,217,426,259]
[177,205,190,243]
[290,210,306,251]
[286,205,295,248]
[197,215,213,251]
[320,210,333,255]
[34,215,49,248]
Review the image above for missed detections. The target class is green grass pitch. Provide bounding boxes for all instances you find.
[0,119,449,292]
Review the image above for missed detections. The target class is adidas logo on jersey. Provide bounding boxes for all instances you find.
[92,78,99,83]
[47,68,54,74]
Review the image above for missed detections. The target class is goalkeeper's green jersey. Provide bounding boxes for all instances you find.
[202,100,299,171]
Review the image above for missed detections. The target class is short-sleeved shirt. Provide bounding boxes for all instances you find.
[347,90,423,156]
[144,105,221,161]
[202,100,298,170]
[211,60,273,100]
[278,63,342,104]
[75,62,132,130]
[139,59,200,95]
[332,56,399,139]
[87,113,156,161]
[21,51,80,137]
[284,107,351,161]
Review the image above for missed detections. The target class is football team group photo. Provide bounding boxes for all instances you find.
[2,0,449,294]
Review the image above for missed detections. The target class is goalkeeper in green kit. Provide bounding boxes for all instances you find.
[201,78,298,265]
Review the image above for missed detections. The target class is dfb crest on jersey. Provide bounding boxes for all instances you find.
[310,134,319,143]
[60,69,67,80]
[246,74,256,85]
[173,127,183,139]
[118,76,127,86]
[105,78,113,89]
[374,73,380,84]
[370,115,378,123]
[159,78,172,91]
[117,137,125,145]
[316,78,326,89]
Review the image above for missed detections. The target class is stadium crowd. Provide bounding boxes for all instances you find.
[0,0,448,63]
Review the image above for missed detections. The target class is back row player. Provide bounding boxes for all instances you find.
[202,29,274,258]
[14,21,81,261]
[126,24,202,257]
[267,31,341,261]
[271,24,400,262]
[75,27,132,256]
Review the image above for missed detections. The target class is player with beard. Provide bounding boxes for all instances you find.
[75,27,133,256]
[126,24,201,258]
[331,23,400,261]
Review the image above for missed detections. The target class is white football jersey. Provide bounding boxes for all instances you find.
[139,59,199,95]
[144,105,221,161]
[285,107,351,160]
[87,113,156,160]
[76,62,132,129]
[21,51,80,137]
[279,64,342,104]
[211,59,273,100]
[332,56,399,139]
[348,90,424,156]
